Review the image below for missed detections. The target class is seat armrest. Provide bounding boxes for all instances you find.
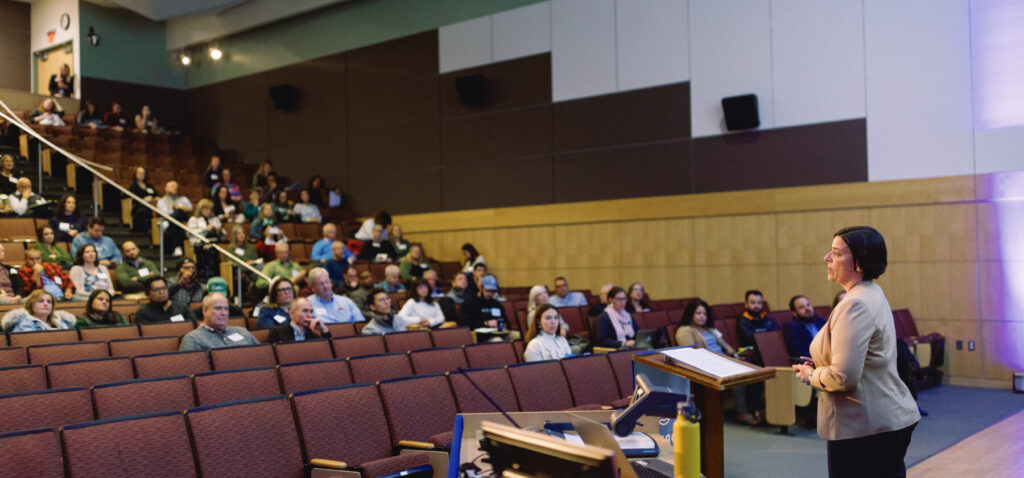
[398,440,436,450]
[309,458,347,469]
[593,346,617,354]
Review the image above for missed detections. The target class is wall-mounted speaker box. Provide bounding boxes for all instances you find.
[269,84,299,112]
[721,94,760,131]
[455,74,487,106]
[1014,372,1024,393]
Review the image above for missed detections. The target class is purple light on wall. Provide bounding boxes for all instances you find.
[979,171,1024,372]
[972,0,1024,131]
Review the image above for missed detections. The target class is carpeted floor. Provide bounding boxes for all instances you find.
[721,385,1024,477]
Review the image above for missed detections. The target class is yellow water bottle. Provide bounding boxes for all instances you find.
[673,400,701,478]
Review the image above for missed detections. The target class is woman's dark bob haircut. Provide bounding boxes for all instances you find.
[834,226,887,281]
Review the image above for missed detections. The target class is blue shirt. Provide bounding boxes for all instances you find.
[549,292,587,308]
[700,329,724,354]
[311,239,353,263]
[256,305,290,329]
[324,259,348,286]
[70,234,123,263]
[290,322,307,341]
[308,294,365,324]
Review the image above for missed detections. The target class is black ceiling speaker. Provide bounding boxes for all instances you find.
[454,73,487,106]
[269,84,299,112]
[721,94,760,131]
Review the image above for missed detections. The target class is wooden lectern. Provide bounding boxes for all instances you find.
[633,353,775,478]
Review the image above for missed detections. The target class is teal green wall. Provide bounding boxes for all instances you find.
[184,0,546,88]
[79,1,185,90]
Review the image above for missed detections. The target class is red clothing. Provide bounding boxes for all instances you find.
[18,263,74,295]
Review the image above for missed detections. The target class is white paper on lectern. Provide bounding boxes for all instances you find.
[660,348,755,378]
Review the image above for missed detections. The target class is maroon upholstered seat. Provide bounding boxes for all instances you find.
[464,342,517,369]
[0,346,27,367]
[0,387,93,434]
[7,329,78,347]
[348,353,413,384]
[46,357,134,388]
[192,367,281,406]
[605,349,644,398]
[109,336,180,357]
[92,376,196,419]
[561,354,621,407]
[0,428,65,477]
[133,350,210,379]
[273,339,334,365]
[379,374,458,447]
[507,360,574,412]
[276,359,352,395]
[0,364,46,395]
[429,327,474,347]
[409,347,468,375]
[78,324,140,342]
[383,330,432,353]
[209,343,276,370]
[187,396,303,478]
[27,341,108,365]
[61,411,196,478]
[331,335,386,359]
[448,366,520,413]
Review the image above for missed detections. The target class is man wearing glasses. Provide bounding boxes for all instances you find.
[361,288,407,335]
[134,276,197,324]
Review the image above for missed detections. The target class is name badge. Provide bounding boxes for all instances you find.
[35,198,45,205]
[146,188,155,195]
[490,308,502,318]
[253,306,261,316]
[224,205,235,214]
[170,314,185,322]
[55,277,63,285]
[375,253,388,262]
[372,242,381,247]
[227,332,245,342]
[8,176,17,184]
[291,269,300,277]
[313,308,327,316]
[421,263,429,269]
[138,268,150,276]
[210,174,218,181]
[234,248,244,255]
[274,314,287,324]
[58,222,71,231]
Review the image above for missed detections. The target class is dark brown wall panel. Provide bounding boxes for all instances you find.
[441,156,553,211]
[264,57,347,145]
[439,54,551,118]
[347,167,442,215]
[347,31,438,83]
[441,105,551,165]
[553,83,690,152]
[80,77,188,131]
[348,121,440,176]
[268,136,347,189]
[692,118,867,193]
[347,76,438,132]
[552,141,692,203]
[0,0,30,91]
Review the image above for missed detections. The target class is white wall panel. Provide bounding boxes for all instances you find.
[689,0,773,137]
[492,2,551,63]
[615,0,689,92]
[551,0,617,102]
[976,127,1024,174]
[771,0,865,128]
[864,0,973,181]
[439,16,492,74]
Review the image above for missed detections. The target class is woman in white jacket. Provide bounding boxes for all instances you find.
[396,278,445,328]
[1,290,75,332]
[523,304,572,362]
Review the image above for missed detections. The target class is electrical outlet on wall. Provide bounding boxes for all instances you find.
[968,340,976,351]
[956,340,963,350]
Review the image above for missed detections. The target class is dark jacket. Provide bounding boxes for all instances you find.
[596,311,639,348]
[267,322,332,343]
[358,240,398,262]
[782,316,827,358]
[459,293,506,330]
[736,311,780,365]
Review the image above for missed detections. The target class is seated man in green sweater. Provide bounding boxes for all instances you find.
[116,241,158,294]
[255,241,307,292]
[179,292,258,351]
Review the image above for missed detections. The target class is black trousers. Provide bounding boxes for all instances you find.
[827,422,917,478]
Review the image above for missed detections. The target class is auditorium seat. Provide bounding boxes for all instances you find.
[139,320,197,338]
[27,341,108,365]
[92,376,196,420]
[109,336,180,357]
[769,310,793,329]
[606,349,644,399]
[209,343,276,370]
[716,317,741,350]
[665,323,680,346]
[814,306,833,319]
[192,367,281,406]
[47,357,134,388]
[379,374,458,448]
[7,329,79,347]
[448,367,520,413]
[561,354,622,407]
[0,346,27,366]
[78,324,140,342]
[512,340,525,363]
[384,330,432,353]
[667,308,684,326]
[0,364,46,395]
[0,428,65,477]
[507,361,576,412]
[642,310,671,330]
[557,307,588,338]
[464,342,517,369]
[187,396,303,478]
[276,359,352,395]
[349,352,414,384]
[291,384,433,477]
[0,387,94,434]
[273,339,333,365]
[409,346,468,375]
[325,322,357,338]
[133,350,210,379]
[331,335,386,359]
[61,411,197,478]
[429,326,474,347]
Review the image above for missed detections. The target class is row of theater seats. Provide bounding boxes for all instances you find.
[0,350,642,477]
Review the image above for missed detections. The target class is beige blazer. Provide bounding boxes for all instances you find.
[675,325,736,355]
[809,281,920,441]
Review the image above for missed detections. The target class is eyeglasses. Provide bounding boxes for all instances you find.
[150,286,168,292]
[278,287,294,293]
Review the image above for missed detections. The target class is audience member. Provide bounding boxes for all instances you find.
[355,210,391,241]
[361,288,406,335]
[133,105,162,134]
[34,225,72,267]
[227,225,259,265]
[197,278,244,319]
[735,289,780,359]
[347,270,375,315]
[17,248,73,300]
[179,293,258,351]
[76,99,104,128]
[307,175,327,207]
[212,168,243,202]
[312,223,349,263]
[252,161,274,188]
[116,241,157,294]
[293,189,322,223]
[103,101,129,130]
[157,180,193,257]
[459,275,506,330]
[1,290,75,332]
[337,266,361,294]
[30,98,64,126]
[460,243,485,273]
[256,242,306,292]
[134,277,196,324]
[257,277,296,328]
[398,242,431,281]
[359,224,398,263]
[307,268,364,324]
[268,297,332,343]
[423,269,445,298]
[0,243,25,304]
[271,190,296,223]
[50,194,88,242]
[75,290,127,328]
[0,154,18,195]
[548,276,587,308]
[588,283,614,317]
[445,272,468,304]
[464,262,488,297]
[625,282,652,313]
[242,189,262,221]
[374,264,405,293]
[674,299,737,356]
[526,285,549,331]
[596,286,638,349]
[261,173,283,203]
[49,64,74,97]
[126,166,157,233]
[4,177,46,217]
[324,241,352,287]
[69,244,114,301]
[213,185,239,224]
[524,303,572,362]
[249,203,279,242]
[783,295,827,359]
[389,224,410,256]
[397,277,444,328]
[203,155,223,189]
[168,258,203,306]
[188,198,224,280]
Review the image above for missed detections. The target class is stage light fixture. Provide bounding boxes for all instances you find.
[209,46,223,61]
[180,53,192,66]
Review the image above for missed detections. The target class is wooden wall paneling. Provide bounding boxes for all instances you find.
[980,320,1024,380]
[974,200,1022,262]
[405,231,444,265]
[440,105,552,165]
[440,156,553,211]
[692,265,780,309]
[776,264,842,311]
[492,226,556,270]
[868,204,978,262]
[618,266,696,303]
[438,53,552,118]
[348,121,440,176]
[977,261,1023,323]
[618,218,695,267]
[773,175,975,213]
[914,318,981,379]
[874,262,978,321]
[776,209,871,264]
[693,214,778,266]
[440,229,495,268]
[553,223,621,269]
[551,83,690,152]
[499,269,558,292]
[555,267,622,297]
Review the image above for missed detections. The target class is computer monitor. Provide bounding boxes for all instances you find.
[479,420,618,478]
